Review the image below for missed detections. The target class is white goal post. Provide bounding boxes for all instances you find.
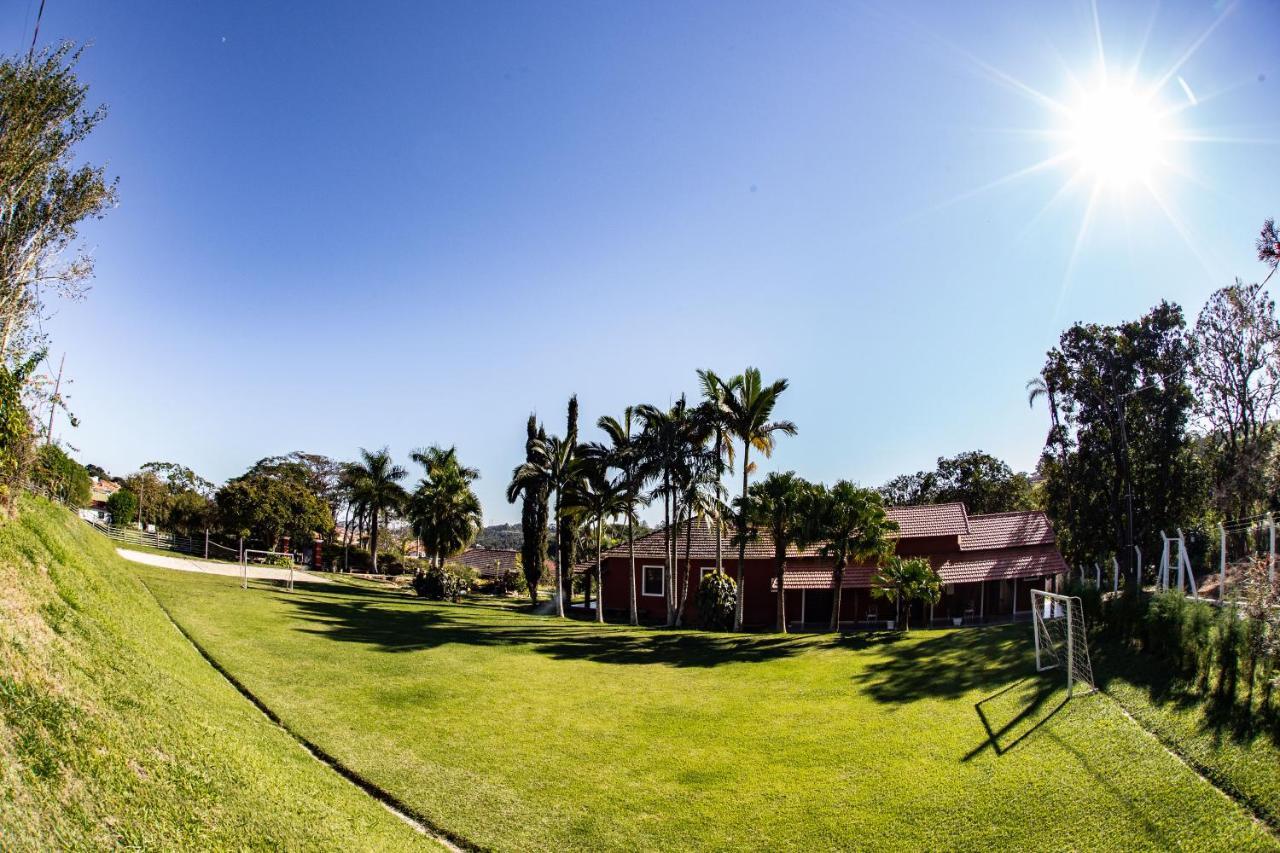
[1031,590,1095,697]
[241,549,299,591]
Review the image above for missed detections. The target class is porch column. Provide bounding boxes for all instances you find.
[979,581,985,621]
[800,589,806,626]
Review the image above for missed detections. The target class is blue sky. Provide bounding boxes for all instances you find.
[5,1,1278,523]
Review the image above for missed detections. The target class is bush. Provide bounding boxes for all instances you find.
[411,563,473,601]
[491,568,527,597]
[1062,578,1103,626]
[106,489,138,527]
[696,570,736,631]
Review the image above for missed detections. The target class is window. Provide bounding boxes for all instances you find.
[642,565,665,597]
[700,566,716,583]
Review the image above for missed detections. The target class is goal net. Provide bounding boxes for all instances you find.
[1031,590,1095,697]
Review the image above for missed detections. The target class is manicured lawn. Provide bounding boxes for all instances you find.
[1094,640,1280,828]
[0,500,423,850]
[141,567,1277,852]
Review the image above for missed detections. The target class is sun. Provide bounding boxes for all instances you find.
[1066,85,1169,190]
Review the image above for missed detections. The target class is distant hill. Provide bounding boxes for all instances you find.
[475,523,522,550]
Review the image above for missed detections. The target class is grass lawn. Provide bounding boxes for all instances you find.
[1093,640,1280,828]
[0,499,424,850]
[140,567,1278,852]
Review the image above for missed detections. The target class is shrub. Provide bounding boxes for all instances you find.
[1062,578,1103,626]
[696,570,736,631]
[492,568,527,597]
[105,489,137,526]
[411,563,473,601]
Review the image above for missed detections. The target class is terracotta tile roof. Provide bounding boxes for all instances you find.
[937,547,1068,583]
[450,547,521,578]
[769,546,1067,590]
[959,511,1055,551]
[589,502,973,568]
[886,503,969,538]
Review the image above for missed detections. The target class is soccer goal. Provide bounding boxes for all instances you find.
[1031,590,1095,697]
[241,549,298,591]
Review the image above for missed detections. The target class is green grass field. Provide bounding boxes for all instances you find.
[138,564,1279,852]
[0,499,424,850]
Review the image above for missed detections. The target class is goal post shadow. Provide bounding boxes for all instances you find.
[963,677,1069,760]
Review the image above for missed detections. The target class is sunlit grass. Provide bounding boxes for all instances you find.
[142,568,1276,852]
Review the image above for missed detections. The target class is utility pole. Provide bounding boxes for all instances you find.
[45,352,64,445]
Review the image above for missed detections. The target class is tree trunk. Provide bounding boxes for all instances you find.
[676,512,694,627]
[628,505,637,626]
[829,557,845,633]
[596,518,604,624]
[370,508,380,572]
[554,492,566,618]
[775,549,787,634]
[714,433,724,574]
[734,444,750,632]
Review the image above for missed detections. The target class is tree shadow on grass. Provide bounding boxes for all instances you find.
[852,625,1032,704]
[1091,639,1280,749]
[271,585,815,668]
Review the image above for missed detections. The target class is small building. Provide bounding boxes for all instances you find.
[448,547,522,579]
[584,503,1067,629]
[78,477,121,524]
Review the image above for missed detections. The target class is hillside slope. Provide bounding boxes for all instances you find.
[0,497,424,849]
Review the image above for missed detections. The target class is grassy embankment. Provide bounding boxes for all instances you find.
[0,497,426,850]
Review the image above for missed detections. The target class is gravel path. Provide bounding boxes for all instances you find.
[116,547,334,584]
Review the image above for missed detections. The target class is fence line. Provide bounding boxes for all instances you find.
[84,519,235,560]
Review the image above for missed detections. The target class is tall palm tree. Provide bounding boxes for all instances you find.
[506,415,550,605]
[741,471,812,633]
[558,396,581,609]
[673,457,722,627]
[509,432,579,617]
[722,368,797,631]
[408,448,483,568]
[697,369,736,578]
[564,457,630,624]
[810,481,899,633]
[593,408,645,625]
[348,447,407,572]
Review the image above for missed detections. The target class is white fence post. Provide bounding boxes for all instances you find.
[1270,513,1276,588]
[1112,556,1120,593]
[1219,522,1227,602]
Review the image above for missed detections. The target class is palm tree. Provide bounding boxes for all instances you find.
[408,448,483,568]
[721,368,797,631]
[564,457,630,624]
[348,447,407,572]
[871,556,942,632]
[507,415,550,604]
[673,457,722,627]
[509,431,579,617]
[558,396,581,609]
[811,481,899,633]
[593,408,645,625]
[741,471,812,633]
[697,369,736,578]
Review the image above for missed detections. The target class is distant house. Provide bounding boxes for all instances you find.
[448,547,522,579]
[581,503,1067,629]
[78,477,121,524]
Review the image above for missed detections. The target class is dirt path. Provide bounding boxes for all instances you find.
[116,547,334,584]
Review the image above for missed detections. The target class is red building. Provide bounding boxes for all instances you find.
[582,503,1067,629]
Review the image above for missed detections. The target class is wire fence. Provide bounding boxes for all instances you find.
[83,518,240,560]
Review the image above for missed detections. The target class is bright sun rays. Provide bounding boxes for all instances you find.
[912,0,1269,309]
[1065,83,1169,189]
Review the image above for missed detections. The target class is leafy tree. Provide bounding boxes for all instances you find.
[0,352,39,506]
[138,460,216,535]
[810,481,898,632]
[32,443,90,505]
[106,488,137,526]
[1258,218,1279,286]
[740,471,814,633]
[720,367,797,631]
[215,462,335,553]
[507,414,550,605]
[122,469,168,530]
[879,451,1032,515]
[508,426,578,616]
[1190,280,1280,518]
[696,570,737,631]
[1037,302,1204,585]
[0,45,117,361]
[345,447,407,571]
[871,556,941,632]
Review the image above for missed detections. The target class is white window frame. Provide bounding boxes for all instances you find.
[641,564,665,597]
[700,566,717,583]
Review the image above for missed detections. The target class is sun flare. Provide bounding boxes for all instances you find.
[1066,85,1169,190]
